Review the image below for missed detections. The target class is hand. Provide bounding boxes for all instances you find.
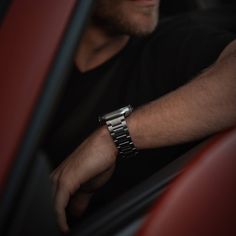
[50,127,117,233]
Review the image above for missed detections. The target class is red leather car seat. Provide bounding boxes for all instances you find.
[0,0,76,195]
[137,128,236,236]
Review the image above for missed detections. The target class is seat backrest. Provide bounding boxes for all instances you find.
[0,0,77,195]
[137,128,236,236]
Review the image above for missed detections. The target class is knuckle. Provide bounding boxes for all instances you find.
[51,170,79,195]
[50,172,60,186]
[58,176,68,189]
[51,174,58,184]
[58,175,73,193]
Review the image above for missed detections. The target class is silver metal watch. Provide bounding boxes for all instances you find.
[99,105,138,158]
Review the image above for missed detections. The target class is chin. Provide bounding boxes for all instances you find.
[92,1,159,37]
[118,4,159,36]
[121,14,159,37]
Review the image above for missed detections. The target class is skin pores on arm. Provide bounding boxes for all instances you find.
[127,39,236,149]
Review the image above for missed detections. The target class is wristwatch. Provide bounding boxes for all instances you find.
[99,105,138,158]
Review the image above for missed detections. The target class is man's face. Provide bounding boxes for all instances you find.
[92,0,160,36]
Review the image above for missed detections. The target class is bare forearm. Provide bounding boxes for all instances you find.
[128,45,236,149]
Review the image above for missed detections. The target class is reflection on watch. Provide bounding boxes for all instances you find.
[99,105,138,158]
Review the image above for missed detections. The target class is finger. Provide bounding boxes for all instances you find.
[50,171,60,198]
[54,185,71,233]
[51,184,57,200]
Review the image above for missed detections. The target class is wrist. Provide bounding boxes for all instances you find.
[97,126,118,159]
[126,109,148,150]
[99,105,138,158]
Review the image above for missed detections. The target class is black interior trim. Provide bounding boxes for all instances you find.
[6,153,60,236]
[0,0,13,25]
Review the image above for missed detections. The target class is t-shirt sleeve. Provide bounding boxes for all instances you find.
[150,17,235,90]
[174,26,235,84]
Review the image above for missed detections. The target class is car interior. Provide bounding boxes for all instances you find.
[0,0,236,235]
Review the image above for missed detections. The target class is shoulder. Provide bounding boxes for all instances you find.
[146,15,236,79]
[148,14,235,54]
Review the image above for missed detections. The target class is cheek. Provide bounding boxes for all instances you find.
[94,0,124,18]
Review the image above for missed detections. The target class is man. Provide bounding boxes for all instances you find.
[46,0,236,232]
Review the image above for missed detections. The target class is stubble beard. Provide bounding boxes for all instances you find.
[91,1,159,37]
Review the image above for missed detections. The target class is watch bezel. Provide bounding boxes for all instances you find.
[99,105,133,123]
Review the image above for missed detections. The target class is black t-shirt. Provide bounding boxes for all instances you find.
[43,16,235,201]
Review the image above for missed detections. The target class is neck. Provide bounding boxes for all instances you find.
[75,25,129,72]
